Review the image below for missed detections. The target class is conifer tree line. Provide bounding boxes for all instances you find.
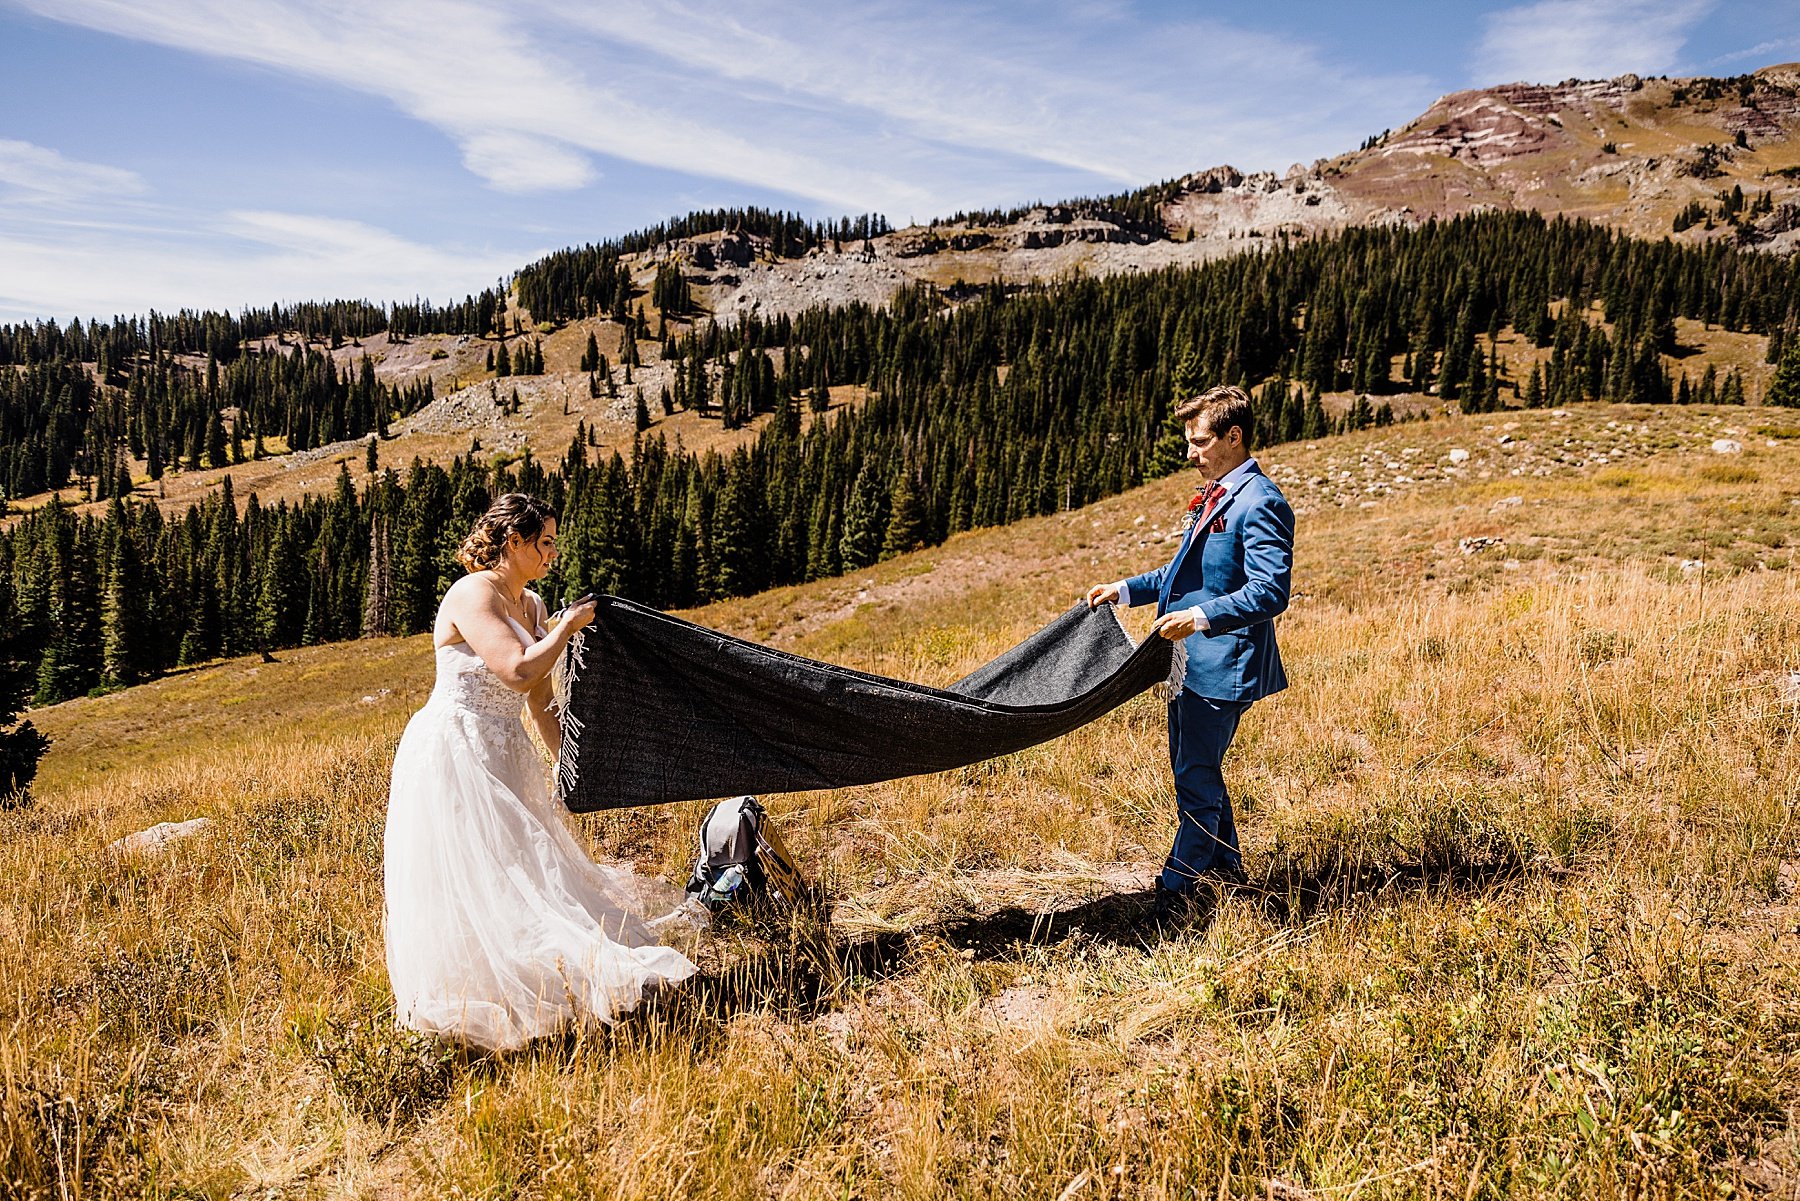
[515,208,892,323]
[3,210,1798,706]
[1,345,435,504]
[934,174,1188,241]
[0,291,501,505]
[0,291,504,367]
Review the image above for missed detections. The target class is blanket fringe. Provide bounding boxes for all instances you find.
[552,630,587,802]
[1153,638,1186,704]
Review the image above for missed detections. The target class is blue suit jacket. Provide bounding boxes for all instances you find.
[1124,465,1293,703]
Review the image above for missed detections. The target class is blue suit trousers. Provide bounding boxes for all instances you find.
[1161,689,1249,891]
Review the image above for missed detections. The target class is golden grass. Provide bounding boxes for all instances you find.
[6,405,1800,1198]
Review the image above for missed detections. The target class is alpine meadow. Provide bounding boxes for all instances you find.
[5,56,1800,1201]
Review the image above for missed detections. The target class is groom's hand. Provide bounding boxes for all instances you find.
[1152,609,1200,640]
[1085,582,1122,608]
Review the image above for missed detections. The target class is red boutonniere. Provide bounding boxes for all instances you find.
[1180,491,1206,532]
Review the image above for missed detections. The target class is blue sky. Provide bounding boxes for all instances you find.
[1,0,1794,324]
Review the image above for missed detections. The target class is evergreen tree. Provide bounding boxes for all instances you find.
[839,463,888,569]
[881,471,927,559]
[1150,348,1202,477]
[1768,338,1800,408]
[1721,368,1747,406]
[1523,363,1545,408]
[0,573,48,804]
[100,502,146,688]
[363,516,392,637]
[205,407,228,468]
[33,512,100,704]
[255,515,308,650]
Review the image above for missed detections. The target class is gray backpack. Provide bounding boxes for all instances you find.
[685,795,805,910]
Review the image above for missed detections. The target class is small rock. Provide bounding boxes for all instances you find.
[1447,448,1471,464]
[1459,536,1506,555]
[1782,672,1800,702]
[1491,496,1523,509]
[1711,438,1743,455]
[109,817,214,856]
[1133,515,1146,526]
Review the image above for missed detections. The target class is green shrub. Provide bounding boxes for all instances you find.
[307,1012,459,1122]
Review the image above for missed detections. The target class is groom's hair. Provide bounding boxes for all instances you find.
[1175,385,1254,447]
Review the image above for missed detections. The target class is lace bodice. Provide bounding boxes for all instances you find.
[432,642,529,722]
[429,613,541,726]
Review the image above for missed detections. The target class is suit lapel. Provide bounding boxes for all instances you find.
[1160,469,1262,607]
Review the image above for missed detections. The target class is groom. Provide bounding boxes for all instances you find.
[1087,385,1294,923]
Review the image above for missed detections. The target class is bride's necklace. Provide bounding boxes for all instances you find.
[488,572,535,630]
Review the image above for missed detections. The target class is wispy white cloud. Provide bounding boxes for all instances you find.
[553,0,1440,199]
[546,0,1397,186]
[14,0,1429,218]
[1702,37,1800,67]
[0,1,1443,321]
[0,203,522,323]
[0,139,147,205]
[1473,0,1714,83]
[10,0,936,213]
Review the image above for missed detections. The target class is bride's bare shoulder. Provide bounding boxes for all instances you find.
[442,573,502,614]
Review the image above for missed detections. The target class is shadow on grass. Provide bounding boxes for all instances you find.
[658,845,1539,1025]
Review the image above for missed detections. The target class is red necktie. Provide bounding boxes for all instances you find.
[1197,481,1226,525]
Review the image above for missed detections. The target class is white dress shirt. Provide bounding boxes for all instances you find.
[1113,457,1260,629]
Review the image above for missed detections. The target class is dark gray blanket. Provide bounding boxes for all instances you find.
[555,596,1172,811]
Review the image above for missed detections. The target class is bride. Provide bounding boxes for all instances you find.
[384,492,699,1051]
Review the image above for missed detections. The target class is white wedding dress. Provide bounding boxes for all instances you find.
[384,608,700,1051]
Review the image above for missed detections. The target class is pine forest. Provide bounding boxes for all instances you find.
[4,211,1800,706]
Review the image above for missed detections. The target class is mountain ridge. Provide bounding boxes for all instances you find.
[1,64,1795,527]
[684,62,1800,324]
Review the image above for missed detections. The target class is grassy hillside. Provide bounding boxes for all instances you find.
[6,405,1800,1198]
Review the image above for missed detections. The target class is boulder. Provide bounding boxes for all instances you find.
[716,231,754,267]
[109,817,214,856]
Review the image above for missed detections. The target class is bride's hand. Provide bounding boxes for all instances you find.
[560,597,598,634]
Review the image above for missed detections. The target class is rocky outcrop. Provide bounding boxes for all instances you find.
[716,230,755,267]
[1385,92,1560,164]
[1677,142,1737,178]
[1740,201,1800,246]
[1181,165,1244,193]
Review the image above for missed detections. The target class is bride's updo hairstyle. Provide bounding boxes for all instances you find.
[456,493,559,573]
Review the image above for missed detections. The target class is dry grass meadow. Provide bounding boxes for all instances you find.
[5,404,1800,1199]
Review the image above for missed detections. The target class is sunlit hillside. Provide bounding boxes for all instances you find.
[6,403,1800,1198]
